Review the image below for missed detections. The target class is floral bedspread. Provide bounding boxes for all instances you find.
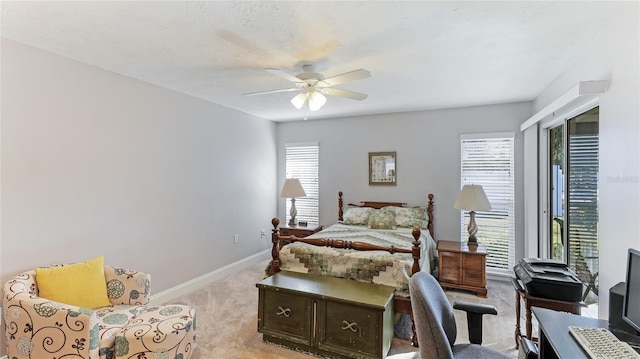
[277,223,437,297]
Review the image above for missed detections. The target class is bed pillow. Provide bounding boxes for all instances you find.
[368,208,397,229]
[393,206,428,229]
[35,255,110,309]
[342,206,373,226]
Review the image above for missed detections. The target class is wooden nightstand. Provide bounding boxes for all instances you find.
[437,240,487,297]
[279,222,323,238]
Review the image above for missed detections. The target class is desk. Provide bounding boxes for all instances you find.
[512,277,584,348]
[533,307,608,359]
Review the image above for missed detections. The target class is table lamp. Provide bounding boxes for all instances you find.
[280,178,307,225]
[454,184,492,245]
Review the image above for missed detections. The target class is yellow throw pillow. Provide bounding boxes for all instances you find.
[35,255,110,309]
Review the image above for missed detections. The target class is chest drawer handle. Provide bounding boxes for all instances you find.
[341,320,359,332]
[276,306,291,318]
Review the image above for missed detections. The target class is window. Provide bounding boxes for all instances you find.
[460,133,515,274]
[285,142,319,224]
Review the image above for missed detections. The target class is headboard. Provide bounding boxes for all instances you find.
[337,191,435,240]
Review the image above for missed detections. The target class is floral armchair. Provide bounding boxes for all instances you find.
[3,265,151,359]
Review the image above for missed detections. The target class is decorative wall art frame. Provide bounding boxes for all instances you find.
[369,151,397,186]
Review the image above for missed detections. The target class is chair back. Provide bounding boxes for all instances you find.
[409,272,457,359]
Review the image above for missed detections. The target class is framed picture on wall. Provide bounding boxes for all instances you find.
[369,151,396,186]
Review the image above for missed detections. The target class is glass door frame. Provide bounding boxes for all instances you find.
[548,123,567,262]
[538,99,599,260]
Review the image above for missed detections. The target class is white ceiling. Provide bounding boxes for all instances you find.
[1,1,633,122]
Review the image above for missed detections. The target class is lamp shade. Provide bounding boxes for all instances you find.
[290,93,308,109]
[308,91,327,111]
[290,90,327,111]
[280,178,307,198]
[453,184,492,211]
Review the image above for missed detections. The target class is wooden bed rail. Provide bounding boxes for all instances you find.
[269,218,422,276]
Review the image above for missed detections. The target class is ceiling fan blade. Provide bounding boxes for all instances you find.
[318,69,371,87]
[242,88,300,96]
[318,87,368,101]
[265,68,304,84]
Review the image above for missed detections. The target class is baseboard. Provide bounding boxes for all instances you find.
[149,250,270,304]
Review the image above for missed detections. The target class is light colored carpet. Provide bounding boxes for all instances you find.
[166,260,522,358]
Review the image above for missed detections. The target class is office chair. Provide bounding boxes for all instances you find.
[409,272,512,359]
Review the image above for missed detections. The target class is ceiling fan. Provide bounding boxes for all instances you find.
[243,64,371,111]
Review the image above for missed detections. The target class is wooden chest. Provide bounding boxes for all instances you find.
[257,271,395,359]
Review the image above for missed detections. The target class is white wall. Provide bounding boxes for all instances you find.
[276,103,530,259]
[0,39,277,292]
[532,6,639,318]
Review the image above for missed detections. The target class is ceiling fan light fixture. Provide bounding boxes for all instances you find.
[248,64,370,112]
[308,91,326,111]
[290,93,308,109]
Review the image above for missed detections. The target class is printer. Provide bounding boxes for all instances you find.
[514,258,583,302]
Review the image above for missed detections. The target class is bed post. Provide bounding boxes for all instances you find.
[407,226,423,347]
[411,227,422,275]
[338,191,344,221]
[270,218,282,275]
[427,193,435,240]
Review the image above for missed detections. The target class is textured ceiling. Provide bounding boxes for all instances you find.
[1,1,633,121]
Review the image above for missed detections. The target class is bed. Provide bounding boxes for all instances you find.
[268,191,436,346]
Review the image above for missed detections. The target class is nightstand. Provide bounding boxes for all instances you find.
[437,240,487,297]
[279,222,323,238]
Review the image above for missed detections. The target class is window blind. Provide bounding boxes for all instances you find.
[285,143,319,224]
[460,134,515,274]
[567,133,599,279]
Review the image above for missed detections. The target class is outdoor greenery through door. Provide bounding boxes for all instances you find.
[549,106,599,305]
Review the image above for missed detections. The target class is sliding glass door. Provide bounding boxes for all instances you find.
[548,106,599,304]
